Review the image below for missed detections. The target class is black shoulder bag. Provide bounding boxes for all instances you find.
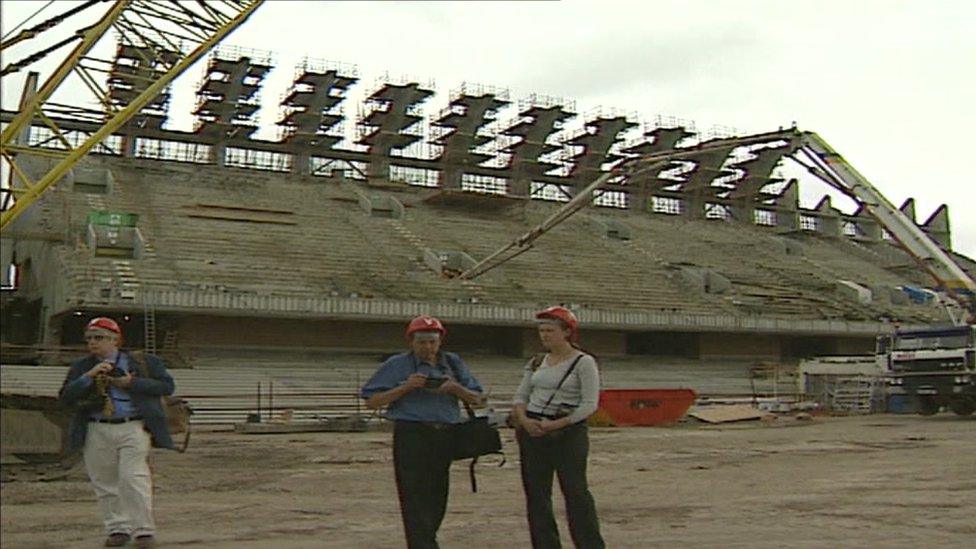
[444,356,504,493]
[452,401,505,492]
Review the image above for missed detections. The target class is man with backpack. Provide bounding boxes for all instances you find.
[58,317,176,548]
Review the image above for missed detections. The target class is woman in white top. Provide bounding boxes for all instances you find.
[511,306,605,549]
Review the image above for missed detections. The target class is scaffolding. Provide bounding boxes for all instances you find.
[749,362,800,411]
[276,59,357,147]
[814,376,885,414]
[193,45,273,136]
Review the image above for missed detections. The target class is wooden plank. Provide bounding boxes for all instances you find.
[688,404,765,424]
[184,213,298,225]
[195,203,295,215]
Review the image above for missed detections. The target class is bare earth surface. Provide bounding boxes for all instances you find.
[2,414,974,549]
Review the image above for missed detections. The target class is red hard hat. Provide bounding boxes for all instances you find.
[86,316,122,335]
[535,306,579,341]
[405,315,447,340]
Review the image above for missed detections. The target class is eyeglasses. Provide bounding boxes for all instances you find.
[85,335,110,342]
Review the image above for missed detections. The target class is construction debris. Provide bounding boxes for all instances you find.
[688,404,767,424]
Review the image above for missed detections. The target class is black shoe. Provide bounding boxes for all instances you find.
[105,533,130,547]
[133,535,156,548]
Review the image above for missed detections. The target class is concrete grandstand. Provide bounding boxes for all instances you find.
[2,45,973,422]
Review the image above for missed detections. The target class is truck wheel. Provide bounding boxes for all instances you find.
[916,395,940,416]
[948,398,975,416]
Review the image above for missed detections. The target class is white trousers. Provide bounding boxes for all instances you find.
[83,420,155,537]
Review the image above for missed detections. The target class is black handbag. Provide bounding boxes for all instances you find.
[452,402,505,492]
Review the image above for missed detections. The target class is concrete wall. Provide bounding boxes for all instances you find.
[577,329,627,357]
[521,328,542,355]
[169,316,871,363]
[445,324,523,355]
[834,336,875,355]
[782,335,874,360]
[176,316,529,356]
[699,332,781,361]
[625,331,700,358]
[49,313,879,366]
[178,316,405,351]
[519,326,626,357]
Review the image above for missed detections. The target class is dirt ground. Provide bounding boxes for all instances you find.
[2,414,974,549]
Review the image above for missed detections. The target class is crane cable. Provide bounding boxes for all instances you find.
[1,34,84,77]
[0,0,56,41]
[0,0,106,51]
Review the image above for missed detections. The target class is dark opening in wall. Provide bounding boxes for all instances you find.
[75,181,109,194]
[0,296,43,345]
[626,331,699,358]
[61,313,142,348]
[444,325,523,356]
[782,337,839,360]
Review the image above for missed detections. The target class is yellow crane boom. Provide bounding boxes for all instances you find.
[0,0,264,230]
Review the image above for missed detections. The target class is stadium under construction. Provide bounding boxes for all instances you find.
[1,1,975,429]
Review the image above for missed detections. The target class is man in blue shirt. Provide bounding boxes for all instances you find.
[361,315,485,549]
[59,317,175,548]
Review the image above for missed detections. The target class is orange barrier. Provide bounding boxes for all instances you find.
[590,388,697,426]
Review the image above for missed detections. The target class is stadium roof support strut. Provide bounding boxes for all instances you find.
[0,0,265,230]
[458,129,800,280]
[459,129,976,308]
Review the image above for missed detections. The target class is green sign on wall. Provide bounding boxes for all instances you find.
[87,210,138,227]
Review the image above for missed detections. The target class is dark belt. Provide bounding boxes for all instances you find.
[526,411,563,420]
[396,420,454,430]
[89,416,143,424]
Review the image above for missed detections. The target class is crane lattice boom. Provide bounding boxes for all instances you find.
[1,0,264,230]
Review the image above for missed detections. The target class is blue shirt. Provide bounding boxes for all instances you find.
[80,351,138,420]
[360,351,483,423]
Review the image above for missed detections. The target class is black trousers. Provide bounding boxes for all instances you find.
[517,422,605,549]
[393,421,455,549]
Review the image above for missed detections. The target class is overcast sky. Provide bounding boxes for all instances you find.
[2,0,973,259]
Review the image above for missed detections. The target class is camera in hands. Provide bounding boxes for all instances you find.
[424,377,447,389]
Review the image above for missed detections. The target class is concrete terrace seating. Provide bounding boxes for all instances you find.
[618,215,944,322]
[395,198,714,313]
[79,163,498,304]
[43,156,954,323]
[614,216,838,318]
